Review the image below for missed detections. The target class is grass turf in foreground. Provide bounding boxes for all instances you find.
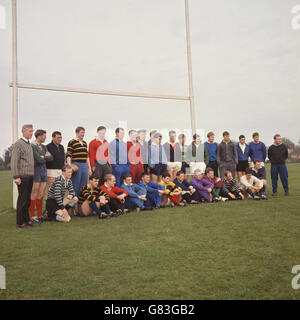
[0,164,299,300]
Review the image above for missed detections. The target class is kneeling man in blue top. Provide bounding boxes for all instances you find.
[268,134,289,196]
[109,128,130,187]
[173,170,196,204]
[236,134,250,181]
[121,174,147,212]
[138,173,164,209]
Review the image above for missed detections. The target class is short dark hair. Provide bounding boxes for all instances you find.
[207,131,214,138]
[239,135,245,140]
[35,129,46,138]
[273,134,281,140]
[245,168,252,175]
[253,159,261,164]
[252,132,259,138]
[128,129,137,136]
[224,170,232,177]
[141,172,150,179]
[62,164,72,172]
[104,174,114,182]
[123,173,132,180]
[193,134,200,140]
[162,172,171,178]
[153,132,162,139]
[169,130,176,136]
[150,130,157,137]
[89,174,99,181]
[205,167,214,174]
[115,127,124,134]
[97,126,106,132]
[176,170,185,177]
[52,131,62,138]
[223,131,230,137]
[178,133,185,140]
[75,126,85,133]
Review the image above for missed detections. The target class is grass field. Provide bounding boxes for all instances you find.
[0,164,300,300]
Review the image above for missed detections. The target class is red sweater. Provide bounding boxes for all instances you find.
[89,138,111,169]
[100,185,128,199]
[203,175,223,189]
[127,141,143,165]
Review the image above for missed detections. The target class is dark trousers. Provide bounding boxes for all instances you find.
[182,192,192,203]
[16,175,33,225]
[271,164,289,193]
[220,189,241,200]
[219,161,236,179]
[181,161,189,174]
[207,161,219,177]
[143,164,149,174]
[108,198,125,212]
[94,162,112,186]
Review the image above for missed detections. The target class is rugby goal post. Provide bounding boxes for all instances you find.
[10,0,196,209]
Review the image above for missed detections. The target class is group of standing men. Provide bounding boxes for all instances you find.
[11,124,289,227]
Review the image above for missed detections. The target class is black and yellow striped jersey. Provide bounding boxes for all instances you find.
[67,139,88,162]
[78,184,110,204]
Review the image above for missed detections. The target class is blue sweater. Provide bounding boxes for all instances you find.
[236,143,250,161]
[249,141,267,162]
[120,183,145,198]
[138,181,164,194]
[204,142,218,162]
[173,178,192,191]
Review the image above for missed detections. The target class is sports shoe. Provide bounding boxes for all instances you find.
[31,216,40,222]
[260,194,268,200]
[253,195,261,200]
[221,197,228,202]
[99,213,110,219]
[17,223,32,229]
[108,212,118,217]
[116,209,124,216]
[27,220,40,227]
[136,207,141,213]
[144,207,153,211]
[272,192,278,197]
[285,192,289,196]
[190,200,199,204]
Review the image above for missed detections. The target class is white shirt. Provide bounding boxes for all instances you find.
[240,175,263,189]
[21,137,30,143]
[239,143,246,154]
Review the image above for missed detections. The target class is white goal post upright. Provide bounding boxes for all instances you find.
[10,0,196,208]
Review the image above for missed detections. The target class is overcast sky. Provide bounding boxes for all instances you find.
[0,0,299,153]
